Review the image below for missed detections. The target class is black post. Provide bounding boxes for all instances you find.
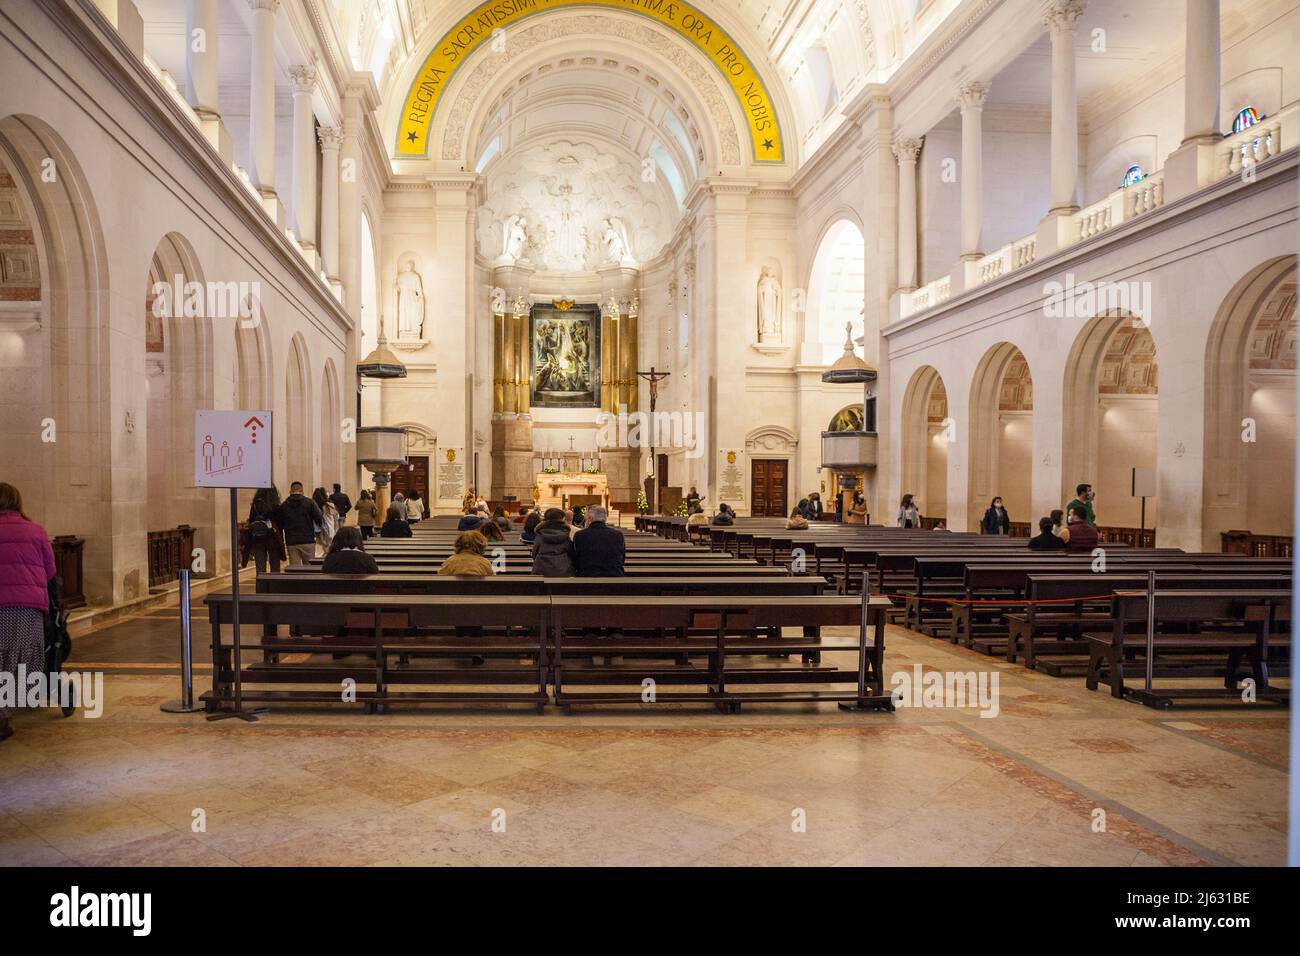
[208,487,268,722]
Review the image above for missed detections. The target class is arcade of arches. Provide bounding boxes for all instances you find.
[0,0,1297,869]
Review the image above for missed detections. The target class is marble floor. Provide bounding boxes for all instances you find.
[0,597,1289,866]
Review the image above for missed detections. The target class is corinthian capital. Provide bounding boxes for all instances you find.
[247,0,279,12]
[891,136,924,163]
[318,126,343,151]
[1043,0,1086,33]
[287,64,316,94]
[957,81,990,111]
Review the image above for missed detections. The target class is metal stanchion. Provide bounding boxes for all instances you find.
[1144,570,1156,695]
[160,569,201,713]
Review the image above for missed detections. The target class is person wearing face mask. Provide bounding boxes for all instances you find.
[1066,483,1096,527]
[981,496,1010,535]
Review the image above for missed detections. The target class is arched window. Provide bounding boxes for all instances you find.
[1121,164,1145,188]
[1232,106,1261,134]
[808,220,866,364]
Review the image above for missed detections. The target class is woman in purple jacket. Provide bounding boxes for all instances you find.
[0,483,56,742]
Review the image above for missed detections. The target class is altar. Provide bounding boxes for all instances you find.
[535,472,610,511]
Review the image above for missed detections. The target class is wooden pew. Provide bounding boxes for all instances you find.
[549,594,892,713]
[1086,589,1291,707]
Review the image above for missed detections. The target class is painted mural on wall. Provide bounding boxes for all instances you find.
[530,303,601,408]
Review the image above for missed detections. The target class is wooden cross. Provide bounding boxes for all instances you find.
[636,366,672,513]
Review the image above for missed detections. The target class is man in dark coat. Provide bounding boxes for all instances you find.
[280,481,324,566]
[329,483,352,523]
[574,506,626,576]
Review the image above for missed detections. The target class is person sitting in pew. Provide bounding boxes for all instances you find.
[1028,516,1068,551]
[379,505,413,538]
[520,509,542,543]
[686,503,709,528]
[786,507,809,530]
[478,519,504,542]
[437,531,494,576]
[1065,506,1099,552]
[1050,508,1069,545]
[321,526,380,573]
[533,508,576,576]
[575,505,625,577]
[711,502,736,525]
[456,504,483,532]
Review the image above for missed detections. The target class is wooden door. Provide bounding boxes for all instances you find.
[750,458,788,517]
[390,456,429,502]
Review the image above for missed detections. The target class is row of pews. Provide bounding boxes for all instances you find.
[639,516,1292,709]
[201,518,893,715]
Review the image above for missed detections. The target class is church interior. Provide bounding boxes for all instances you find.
[0,0,1298,878]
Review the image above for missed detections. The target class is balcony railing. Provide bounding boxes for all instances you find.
[897,103,1294,322]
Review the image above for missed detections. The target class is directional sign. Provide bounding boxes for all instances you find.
[194,410,273,488]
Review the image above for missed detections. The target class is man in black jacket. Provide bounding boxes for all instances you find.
[280,481,325,566]
[573,506,625,576]
[329,483,352,523]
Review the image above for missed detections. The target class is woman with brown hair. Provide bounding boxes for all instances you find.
[0,483,56,742]
[437,531,494,576]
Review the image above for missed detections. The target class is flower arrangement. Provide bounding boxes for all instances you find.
[542,466,560,475]
[584,465,602,474]
[636,488,649,514]
[674,500,689,517]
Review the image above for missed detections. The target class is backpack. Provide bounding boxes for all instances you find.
[248,517,273,540]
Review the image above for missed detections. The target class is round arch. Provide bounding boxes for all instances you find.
[1202,255,1298,550]
[805,217,866,365]
[0,114,111,597]
[967,342,1033,531]
[320,358,343,489]
[1061,313,1158,529]
[285,333,314,489]
[900,365,948,522]
[235,298,272,410]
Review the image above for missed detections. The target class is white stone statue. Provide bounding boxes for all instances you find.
[490,286,506,315]
[395,261,425,339]
[757,266,781,342]
[500,214,528,261]
[601,217,632,263]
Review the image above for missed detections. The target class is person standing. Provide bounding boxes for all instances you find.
[406,490,424,526]
[574,506,626,576]
[0,483,56,743]
[1066,483,1096,527]
[982,497,1010,535]
[685,486,701,512]
[280,482,324,566]
[807,492,824,521]
[896,494,920,528]
[328,483,352,525]
[847,492,868,524]
[313,487,339,553]
[354,490,378,539]
[243,486,285,573]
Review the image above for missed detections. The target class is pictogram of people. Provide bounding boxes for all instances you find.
[202,434,215,473]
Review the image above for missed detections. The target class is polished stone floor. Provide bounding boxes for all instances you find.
[0,595,1289,866]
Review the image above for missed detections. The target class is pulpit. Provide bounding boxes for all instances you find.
[535,472,610,511]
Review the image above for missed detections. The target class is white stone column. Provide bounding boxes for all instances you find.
[288,65,317,251]
[319,126,342,281]
[892,136,922,290]
[1182,0,1221,144]
[246,0,279,196]
[184,0,219,116]
[1045,0,1084,216]
[957,81,989,260]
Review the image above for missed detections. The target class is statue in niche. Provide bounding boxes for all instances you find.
[757,266,782,343]
[601,217,633,264]
[500,214,528,262]
[395,260,425,340]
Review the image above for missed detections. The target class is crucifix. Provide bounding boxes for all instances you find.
[636,365,671,513]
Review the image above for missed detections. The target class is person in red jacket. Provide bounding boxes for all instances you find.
[1064,505,1100,552]
[0,482,56,742]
